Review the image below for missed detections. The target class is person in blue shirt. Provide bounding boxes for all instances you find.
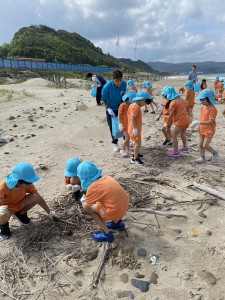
[101,70,127,152]
[188,65,198,83]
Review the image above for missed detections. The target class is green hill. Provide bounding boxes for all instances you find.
[0,25,160,74]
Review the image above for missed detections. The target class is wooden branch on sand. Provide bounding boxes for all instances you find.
[130,208,187,219]
[92,243,111,288]
[193,182,225,201]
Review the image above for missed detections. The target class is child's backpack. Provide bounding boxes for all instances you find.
[96,75,107,86]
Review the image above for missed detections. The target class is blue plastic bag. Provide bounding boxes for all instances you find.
[91,85,96,97]
[193,81,200,92]
[111,116,124,139]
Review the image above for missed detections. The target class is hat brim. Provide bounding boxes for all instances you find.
[64,170,77,177]
[80,168,102,191]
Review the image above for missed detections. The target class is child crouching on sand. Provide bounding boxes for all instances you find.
[191,89,218,163]
[118,90,137,157]
[64,157,81,200]
[77,161,129,242]
[0,162,57,241]
[155,86,173,146]
[164,87,190,157]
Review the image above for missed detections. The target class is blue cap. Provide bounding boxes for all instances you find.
[77,160,102,191]
[197,88,216,104]
[185,80,194,90]
[161,86,170,96]
[133,90,153,101]
[216,76,219,80]
[143,81,152,88]
[166,86,180,101]
[122,90,137,103]
[127,79,135,87]
[5,162,40,189]
[64,157,81,177]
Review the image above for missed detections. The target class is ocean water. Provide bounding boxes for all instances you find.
[168,73,225,81]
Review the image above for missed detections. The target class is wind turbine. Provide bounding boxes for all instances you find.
[134,40,137,61]
[116,35,120,59]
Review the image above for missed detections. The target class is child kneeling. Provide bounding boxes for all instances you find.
[77,161,129,242]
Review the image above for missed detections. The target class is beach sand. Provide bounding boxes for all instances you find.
[0,76,225,300]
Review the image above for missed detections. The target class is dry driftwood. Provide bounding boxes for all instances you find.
[193,182,225,201]
[92,243,111,288]
[130,208,187,218]
[0,288,19,300]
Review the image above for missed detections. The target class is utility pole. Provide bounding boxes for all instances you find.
[134,40,137,61]
[116,35,120,59]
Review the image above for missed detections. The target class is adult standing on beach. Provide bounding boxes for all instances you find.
[101,70,127,152]
[188,65,198,83]
[86,73,107,106]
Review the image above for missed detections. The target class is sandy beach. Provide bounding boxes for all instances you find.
[0,76,225,300]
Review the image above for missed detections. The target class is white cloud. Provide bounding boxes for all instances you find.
[0,0,225,62]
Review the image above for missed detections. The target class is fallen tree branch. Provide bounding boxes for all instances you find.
[129,208,187,218]
[0,288,19,300]
[92,243,111,288]
[193,182,225,201]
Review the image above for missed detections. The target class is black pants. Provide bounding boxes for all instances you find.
[106,110,118,144]
[96,86,103,105]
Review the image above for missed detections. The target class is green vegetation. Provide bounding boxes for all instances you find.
[0,25,160,74]
[0,88,35,102]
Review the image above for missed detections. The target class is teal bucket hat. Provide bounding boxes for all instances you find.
[197,88,216,104]
[5,162,40,189]
[64,157,81,177]
[143,81,152,88]
[166,86,180,101]
[161,86,170,96]
[185,80,194,90]
[133,90,153,101]
[77,160,102,191]
[122,90,137,103]
[127,79,135,87]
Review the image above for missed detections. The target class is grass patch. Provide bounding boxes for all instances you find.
[0,88,35,102]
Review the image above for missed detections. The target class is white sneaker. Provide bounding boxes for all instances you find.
[211,154,219,163]
[113,144,120,153]
[195,157,206,164]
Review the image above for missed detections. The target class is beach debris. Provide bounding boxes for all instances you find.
[193,182,225,201]
[135,271,145,278]
[198,210,207,218]
[150,271,158,284]
[0,131,9,144]
[150,254,159,265]
[119,273,129,283]
[137,248,147,257]
[8,115,16,120]
[114,290,134,299]
[190,228,200,237]
[201,270,217,285]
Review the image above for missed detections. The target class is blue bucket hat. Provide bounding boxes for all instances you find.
[143,81,152,88]
[122,90,137,103]
[185,80,194,90]
[5,162,40,189]
[64,157,81,177]
[161,86,170,96]
[197,88,216,104]
[133,90,153,101]
[127,79,135,87]
[166,86,180,101]
[216,76,219,80]
[77,160,102,191]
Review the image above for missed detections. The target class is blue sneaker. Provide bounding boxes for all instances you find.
[106,220,125,230]
[92,230,114,242]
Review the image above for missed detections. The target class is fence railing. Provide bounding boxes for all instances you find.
[0,57,109,73]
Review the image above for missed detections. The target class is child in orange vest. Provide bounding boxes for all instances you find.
[127,80,138,92]
[184,80,195,119]
[143,81,157,113]
[127,90,153,164]
[164,87,190,157]
[118,90,137,156]
[191,89,218,163]
[64,157,81,201]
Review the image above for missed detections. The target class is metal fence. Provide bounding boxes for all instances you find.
[0,57,109,73]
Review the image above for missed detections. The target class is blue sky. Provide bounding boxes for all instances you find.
[0,0,225,63]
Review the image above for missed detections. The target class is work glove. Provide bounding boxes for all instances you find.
[106,108,115,116]
[190,120,200,129]
[162,123,168,129]
[71,185,81,193]
[132,128,138,136]
[66,184,73,191]
[80,195,86,204]
[48,211,58,221]
[119,123,124,131]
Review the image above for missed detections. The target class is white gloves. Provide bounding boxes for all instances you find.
[132,128,138,136]
[48,211,58,220]
[162,123,168,129]
[191,120,200,129]
[0,205,9,217]
[119,123,123,131]
[80,195,86,204]
[71,185,81,193]
[66,184,72,191]
[107,108,115,116]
